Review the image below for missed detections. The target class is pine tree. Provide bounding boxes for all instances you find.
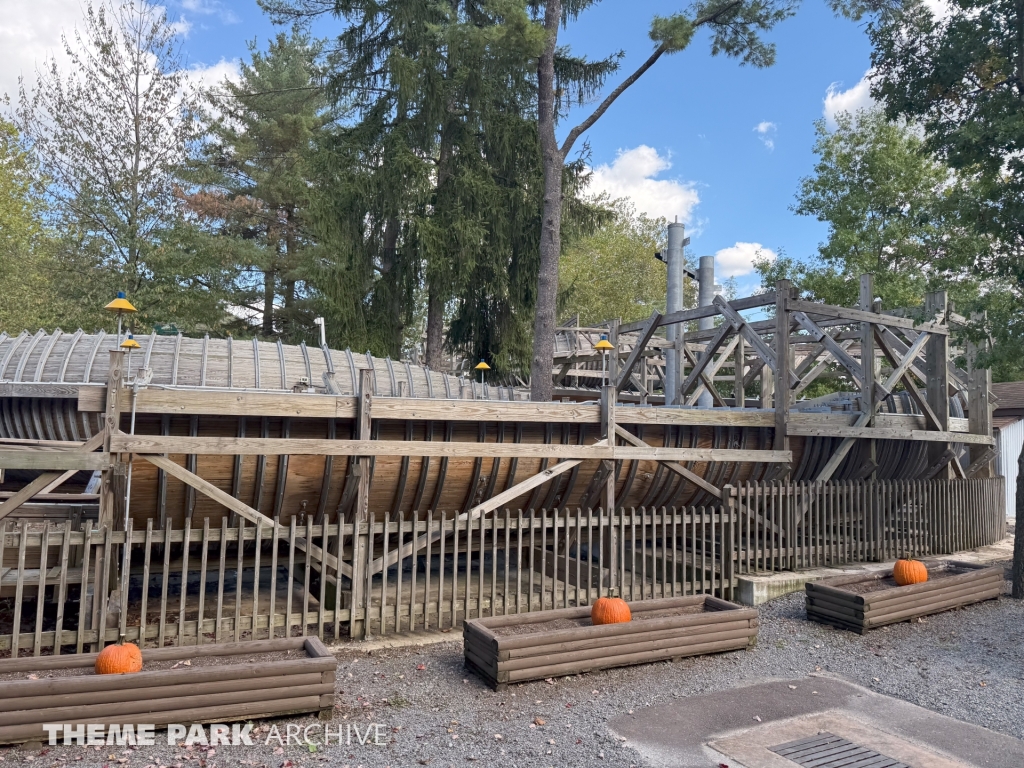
[182,30,337,342]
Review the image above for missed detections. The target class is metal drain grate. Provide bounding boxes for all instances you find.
[768,732,910,768]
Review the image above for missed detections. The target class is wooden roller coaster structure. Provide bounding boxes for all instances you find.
[0,278,999,640]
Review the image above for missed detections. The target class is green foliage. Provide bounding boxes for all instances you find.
[869,0,1024,378]
[650,15,696,53]
[0,119,71,332]
[13,0,232,334]
[182,29,336,342]
[559,197,669,325]
[757,109,986,312]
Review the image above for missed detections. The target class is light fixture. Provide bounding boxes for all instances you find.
[474,359,490,385]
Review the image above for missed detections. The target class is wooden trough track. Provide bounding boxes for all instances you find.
[0,329,991,528]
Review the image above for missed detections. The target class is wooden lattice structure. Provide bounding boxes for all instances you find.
[0,278,1002,646]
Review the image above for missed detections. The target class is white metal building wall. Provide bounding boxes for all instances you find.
[997,418,1024,519]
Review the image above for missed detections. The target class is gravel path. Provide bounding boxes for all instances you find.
[5,573,1022,768]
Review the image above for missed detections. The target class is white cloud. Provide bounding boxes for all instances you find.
[714,242,776,279]
[180,0,239,25]
[588,145,700,224]
[753,121,777,151]
[189,58,242,90]
[0,0,87,102]
[824,71,875,129]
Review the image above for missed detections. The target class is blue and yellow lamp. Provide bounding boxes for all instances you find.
[104,291,137,345]
[474,359,490,385]
[595,334,614,381]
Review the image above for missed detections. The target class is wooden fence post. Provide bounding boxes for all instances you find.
[600,386,618,591]
[349,368,373,639]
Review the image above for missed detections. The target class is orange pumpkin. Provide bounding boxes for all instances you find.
[591,597,631,625]
[95,637,143,675]
[893,558,928,586]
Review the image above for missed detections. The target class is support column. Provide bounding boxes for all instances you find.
[733,335,745,407]
[967,312,994,478]
[774,281,791,455]
[93,349,124,648]
[664,223,686,404]
[600,385,618,592]
[349,368,373,640]
[697,255,716,409]
[925,291,952,478]
[860,275,877,478]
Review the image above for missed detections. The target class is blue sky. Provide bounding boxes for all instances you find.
[3,0,877,296]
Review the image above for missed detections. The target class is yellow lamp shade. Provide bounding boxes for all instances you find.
[120,335,141,350]
[474,360,491,371]
[594,338,614,350]
[105,291,137,313]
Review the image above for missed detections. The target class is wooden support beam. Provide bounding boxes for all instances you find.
[877,327,929,396]
[812,412,870,482]
[369,449,600,576]
[925,290,952,479]
[677,321,735,403]
[967,311,994,478]
[0,431,107,521]
[785,298,948,335]
[615,310,662,394]
[775,281,791,454]
[922,448,957,480]
[793,311,888,402]
[618,292,776,334]
[859,275,877,479]
[714,295,801,388]
[873,328,943,431]
[139,455,277,528]
[682,337,734,407]
[0,451,108,471]
[733,335,745,407]
[109,434,792,463]
[792,340,854,396]
[613,425,721,499]
[789,425,993,445]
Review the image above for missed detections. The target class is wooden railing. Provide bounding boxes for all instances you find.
[0,477,1005,656]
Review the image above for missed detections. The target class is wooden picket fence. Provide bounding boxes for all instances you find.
[0,477,1005,656]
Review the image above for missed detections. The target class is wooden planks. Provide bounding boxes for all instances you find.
[0,637,337,744]
[111,434,793,463]
[464,595,757,689]
[805,562,1002,633]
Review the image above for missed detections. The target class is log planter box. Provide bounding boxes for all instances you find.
[0,637,337,744]
[463,595,758,690]
[805,560,1003,634]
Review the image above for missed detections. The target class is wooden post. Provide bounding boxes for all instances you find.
[967,312,994,479]
[925,291,952,478]
[93,350,124,647]
[734,335,745,407]
[860,275,877,478]
[774,281,790,455]
[600,385,617,591]
[349,368,374,640]
[760,365,774,410]
[608,319,620,393]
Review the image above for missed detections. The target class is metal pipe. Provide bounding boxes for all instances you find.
[697,255,716,409]
[665,223,686,405]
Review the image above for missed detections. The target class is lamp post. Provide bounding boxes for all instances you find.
[595,334,614,384]
[104,291,137,346]
[474,359,491,386]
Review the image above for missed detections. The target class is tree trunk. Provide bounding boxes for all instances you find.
[529,0,563,403]
[1012,438,1024,597]
[425,286,445,370]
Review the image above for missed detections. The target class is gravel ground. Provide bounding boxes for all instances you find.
[4,572,1022,768]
